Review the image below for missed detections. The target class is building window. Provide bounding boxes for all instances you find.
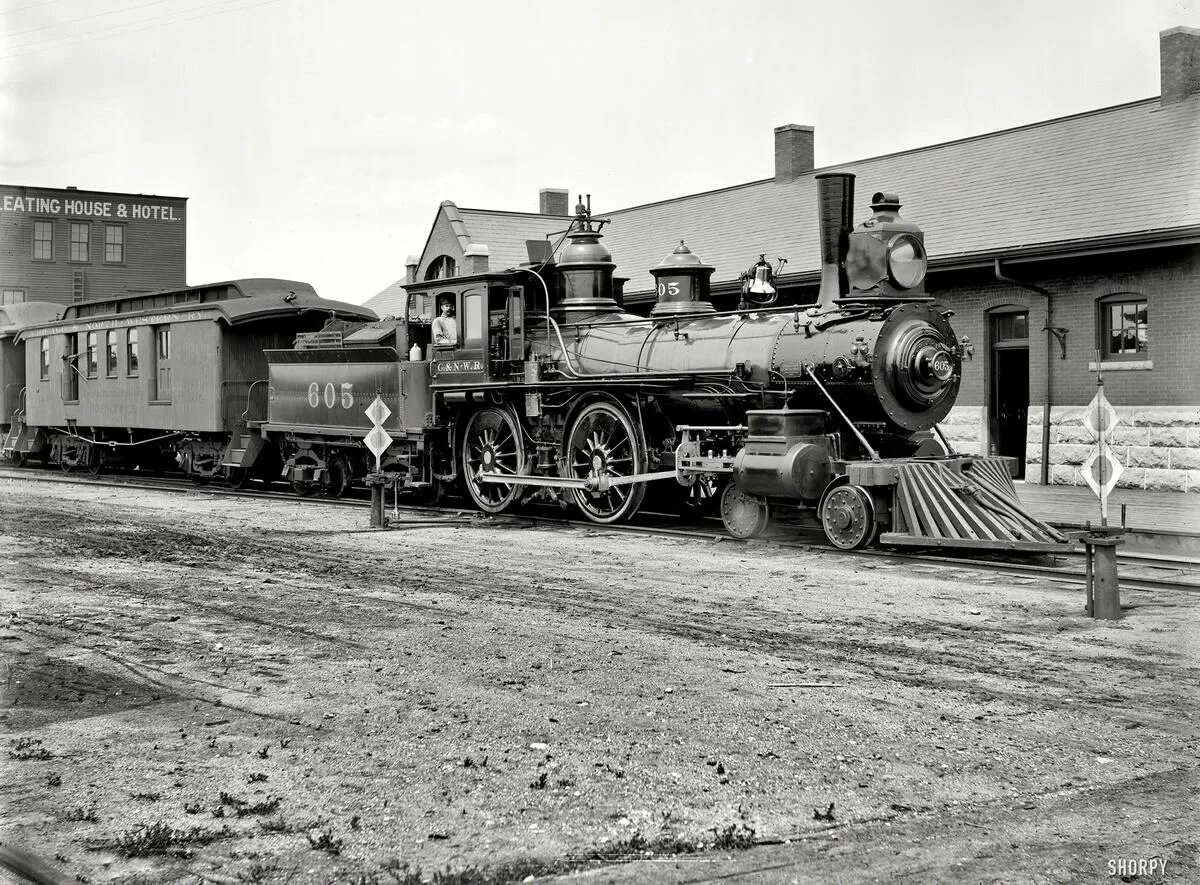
[33,221,53,260]
[70,223,90,262]
[106,330,118,377]
[157,326,171,359]
[104,224,124,263]
[39,338,50,380]
[1,289,25,304]
[127,328,139,376]
[85,331,98,378]
[1099,295,1148,360]
[424,255,457,281]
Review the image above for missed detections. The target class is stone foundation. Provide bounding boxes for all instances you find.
[935,405,1200,492]
[1025,405,1200,493]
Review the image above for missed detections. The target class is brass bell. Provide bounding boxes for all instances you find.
[749,263,775,296]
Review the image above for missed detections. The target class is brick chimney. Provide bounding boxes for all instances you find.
[464,244,490,275]
[1161,26,1200,105]
[539,188,569,215]
[774,124,814,182]
[405,255,420,285]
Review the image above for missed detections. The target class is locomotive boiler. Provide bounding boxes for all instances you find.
[268,172,1065,550]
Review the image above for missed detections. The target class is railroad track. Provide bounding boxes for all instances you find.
[3,465,1197,595]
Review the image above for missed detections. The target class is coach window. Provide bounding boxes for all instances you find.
[63,334,80,401]
[1,288,25,304]
[126,328,139,376]
[85,331,99,378]
[39,338,50,380]
[69,222,91,262]
[33,220,54,260]
[104,224,125,264]
[105,330,118,377]
[1098,293,1148,362]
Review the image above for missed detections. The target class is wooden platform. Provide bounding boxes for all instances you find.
[1016,482,1200,539]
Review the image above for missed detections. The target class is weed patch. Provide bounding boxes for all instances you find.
[9,737,52,761]
[87,821,232,858]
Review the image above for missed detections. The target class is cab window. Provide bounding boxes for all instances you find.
[463,291,483,349]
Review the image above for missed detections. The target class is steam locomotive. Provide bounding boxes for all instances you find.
[262,172,1064,550]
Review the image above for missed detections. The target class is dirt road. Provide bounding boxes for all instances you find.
[1,476,1196,883]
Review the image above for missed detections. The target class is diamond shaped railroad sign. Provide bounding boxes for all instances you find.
[365,395,392,428]
[1081,444,1124,500]
[363,395,393,471]
[1082,388,1120,441]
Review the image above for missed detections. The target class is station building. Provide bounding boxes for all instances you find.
[374,26,1200,493]
[0,184,186,306]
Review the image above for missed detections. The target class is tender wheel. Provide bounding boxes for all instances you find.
[563,400,647,525]
[322,454,352,498]
[820,484,877,550]
[720,484,770,539]
[9,451,26,468]
[226,466,252,490]
[291,480,316,497]
[461,407,526,514]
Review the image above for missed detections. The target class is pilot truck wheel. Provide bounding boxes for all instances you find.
[461,406,526,514]
[719,484,770,539]
[562,399,647,525]
[820,484,878,550]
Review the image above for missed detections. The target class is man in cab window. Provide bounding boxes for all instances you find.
[433,298,458,346]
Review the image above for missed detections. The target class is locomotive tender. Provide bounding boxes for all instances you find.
[267,173,1066,550]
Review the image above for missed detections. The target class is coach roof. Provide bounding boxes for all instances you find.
[19,279,375,335]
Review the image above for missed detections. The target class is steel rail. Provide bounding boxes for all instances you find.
[2,466,1196,594]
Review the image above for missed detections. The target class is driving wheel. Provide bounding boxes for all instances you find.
[461,407,525,513]
[562,400,647,524]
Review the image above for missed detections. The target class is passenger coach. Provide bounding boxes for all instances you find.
[11,279,374,478]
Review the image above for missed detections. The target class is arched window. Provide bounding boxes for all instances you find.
[424,255,457,281]
[1097,292,1148,361]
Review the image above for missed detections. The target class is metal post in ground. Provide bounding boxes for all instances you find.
[365,472,387,529]
[1084,526,1123,619]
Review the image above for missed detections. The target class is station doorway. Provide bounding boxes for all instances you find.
[989,311,1029,478]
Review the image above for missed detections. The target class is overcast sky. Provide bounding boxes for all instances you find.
[1,0,1196,305]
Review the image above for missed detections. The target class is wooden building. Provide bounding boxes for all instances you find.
[0,184,186,306]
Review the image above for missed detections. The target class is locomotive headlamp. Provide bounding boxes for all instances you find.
[843,192,931,302]
[886,234,927,289]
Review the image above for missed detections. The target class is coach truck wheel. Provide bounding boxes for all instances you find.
[9,451,25,468]
[226,466,252,490]
[820,484,877,550]
[461,407,526,514]
[720,484,770,539]
[563,400,647,525]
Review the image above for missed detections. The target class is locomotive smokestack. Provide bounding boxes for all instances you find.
[814,172,855,310]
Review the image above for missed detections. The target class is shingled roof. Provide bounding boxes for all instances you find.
[600,96,1200,297]
[456,208,574,272]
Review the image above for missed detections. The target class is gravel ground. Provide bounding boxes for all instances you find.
[0,475,1197,884]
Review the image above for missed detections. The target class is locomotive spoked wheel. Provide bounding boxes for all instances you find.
[820,484,877,550]
[564,401,647,525]
[462,407,526,514]
[719,484,770,539]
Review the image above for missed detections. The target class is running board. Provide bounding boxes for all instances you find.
[477,469,678,492]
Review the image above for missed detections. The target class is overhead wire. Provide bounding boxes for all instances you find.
[6,0,178,38]
[0,0,286,61]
